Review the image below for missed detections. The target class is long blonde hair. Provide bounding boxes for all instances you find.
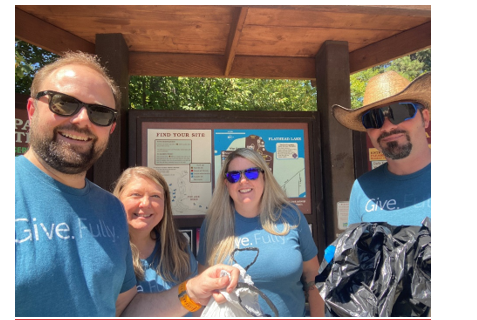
[204,148,299,267]
[113,166,192,282]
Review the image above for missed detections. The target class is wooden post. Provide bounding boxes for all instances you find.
[93,34,130,191]
[315,41,355,244]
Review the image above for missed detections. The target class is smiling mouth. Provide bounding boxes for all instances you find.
[239,188,252,193]
[381,133,404,142]
[134,213,153,218]
[59,131,92,142]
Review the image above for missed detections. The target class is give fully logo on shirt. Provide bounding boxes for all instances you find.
[235,232,286,247]
[365,194,431,212]
[15,217,118,243]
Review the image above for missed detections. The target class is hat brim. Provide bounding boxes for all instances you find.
[332,72,431,132]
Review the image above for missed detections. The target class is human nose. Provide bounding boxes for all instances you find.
[380,116,397,131]
[70,106,91,126]
[138,196,151,207]
[238,172,248,183]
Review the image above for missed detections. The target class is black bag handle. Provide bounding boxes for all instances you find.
[231,247,259,271]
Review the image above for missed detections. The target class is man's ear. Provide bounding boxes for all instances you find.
[26,98,36,122]
[110,122,117,134]
[421,108,430,129]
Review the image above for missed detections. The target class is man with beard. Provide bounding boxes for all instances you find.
[332,71,431,226]
[15,52,239,317]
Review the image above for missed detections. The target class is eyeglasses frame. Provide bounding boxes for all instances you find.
[35,90,118,127]
[224,167,265,183]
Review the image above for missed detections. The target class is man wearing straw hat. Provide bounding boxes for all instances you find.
[332,71,431,226]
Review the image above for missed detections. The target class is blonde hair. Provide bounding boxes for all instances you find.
[30,51,121,111]
[204,148,299,267]
[113,166,192,283]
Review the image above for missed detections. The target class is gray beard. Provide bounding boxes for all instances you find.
[381,140,413,160]
[378,130,412,160]
[29,125,107,175]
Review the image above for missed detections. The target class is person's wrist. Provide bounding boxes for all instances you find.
[178,280,202,312]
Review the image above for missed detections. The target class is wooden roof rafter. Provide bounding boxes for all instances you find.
[15,5,431,80]
[224,7,249,77]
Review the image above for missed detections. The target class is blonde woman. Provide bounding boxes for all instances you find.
[197,148,325,317]
[113,167,198,314]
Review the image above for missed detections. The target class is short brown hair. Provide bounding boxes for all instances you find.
[30,51,121,110]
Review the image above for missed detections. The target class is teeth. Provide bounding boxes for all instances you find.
[239,189,252,193]
[135,213,152,218]
[61,132,89,141]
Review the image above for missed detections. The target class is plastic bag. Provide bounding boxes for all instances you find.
[201,248,279,317]
[315,218,431,317]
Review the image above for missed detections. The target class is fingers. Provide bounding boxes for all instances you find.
[212,291,227,304]
[224,266,239,293]
[186,264,239,305]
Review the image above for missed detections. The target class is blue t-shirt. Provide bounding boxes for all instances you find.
[198,205,318,317]
[348,162,431,226]
[136,239,198,293]
[15,156,136,317]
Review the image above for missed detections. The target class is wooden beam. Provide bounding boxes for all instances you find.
[241,5,431,17]
[229,56,315,79]
[15,7,95,55]
[349,21,431,73]
[315,41,354,244]
[93,34,129,191]
[130,52,316,79]
[224,7,249,76]
[129,52,225,77]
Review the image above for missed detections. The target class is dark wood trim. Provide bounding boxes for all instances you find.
[15,93,29,110]
[92,34,129,191]
[15,7,95,55]
[350,21,431,73]
[352,131,369,180]
[315,41,354,244]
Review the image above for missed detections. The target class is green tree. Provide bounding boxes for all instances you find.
[15,40,429,112]
[129,76,317,111]
[15,39,59,94]
[350,48,431,109]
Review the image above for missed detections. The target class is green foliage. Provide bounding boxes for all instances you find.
[129,76,317,111]
[350,48,431,109]
[15,39,59,95]
[14,40,429,112]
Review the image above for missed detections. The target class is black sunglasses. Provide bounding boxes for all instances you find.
[361,102,422,129]
[225,167,264,184]
[36,90,118,127]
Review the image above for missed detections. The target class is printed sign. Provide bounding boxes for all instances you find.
[15,109,29,156]
[141,121,312,214]
[337,201,349,230]
[147,129,212,216]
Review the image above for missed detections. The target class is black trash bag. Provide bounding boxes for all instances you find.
[315,218,431,317]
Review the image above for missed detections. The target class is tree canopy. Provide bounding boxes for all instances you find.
[15,40,430,111]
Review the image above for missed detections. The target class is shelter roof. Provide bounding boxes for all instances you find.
[15,5,431,79]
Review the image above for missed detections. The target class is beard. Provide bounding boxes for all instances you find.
[29,122,109,175]
[377,129,413,160]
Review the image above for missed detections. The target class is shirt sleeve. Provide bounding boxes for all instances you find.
[348,179,362,225]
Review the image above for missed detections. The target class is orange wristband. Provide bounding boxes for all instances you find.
[178,280,202,312]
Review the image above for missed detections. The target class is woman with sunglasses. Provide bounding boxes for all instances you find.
[113,167,199,316]
[197,148,325,317]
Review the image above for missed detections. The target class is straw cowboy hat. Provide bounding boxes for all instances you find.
[332,71,431,132]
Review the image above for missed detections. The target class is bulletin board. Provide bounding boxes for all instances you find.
[128,110,320,220]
